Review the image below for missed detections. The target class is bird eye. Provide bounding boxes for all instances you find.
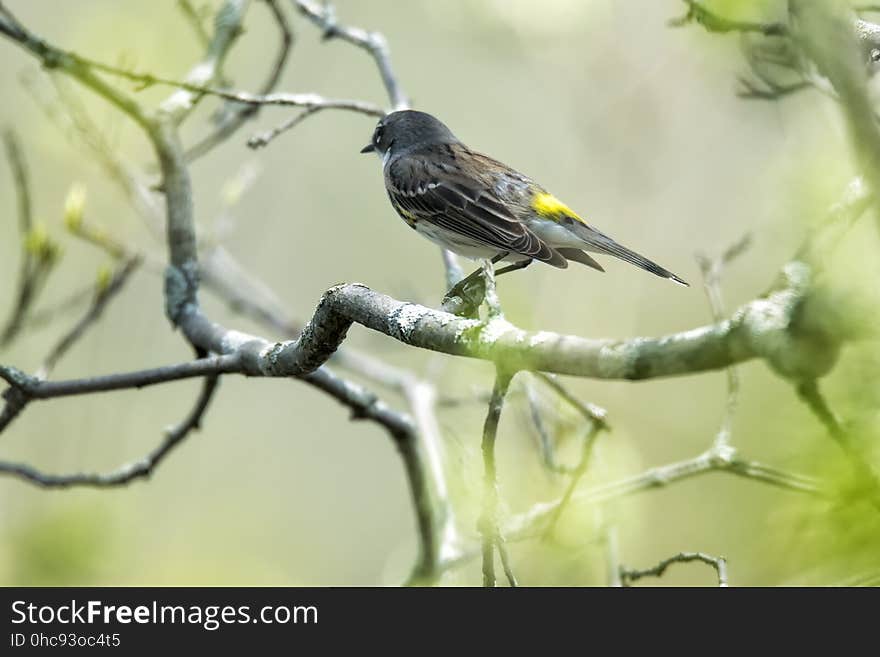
[871,48,880,63]
[374,126,384,145]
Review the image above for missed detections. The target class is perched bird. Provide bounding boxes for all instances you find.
[361,109,687,287]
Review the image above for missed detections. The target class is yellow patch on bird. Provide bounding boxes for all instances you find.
[398,207,417,226]
[531,193,584,223]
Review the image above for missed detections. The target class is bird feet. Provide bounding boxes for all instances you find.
[441,268,487,318]
[440,255,532,318]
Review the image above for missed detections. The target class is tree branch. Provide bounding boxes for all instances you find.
[479,368,515,587]
[0,369,219,487]
[0,129,48,347]
[504,448,825,541]
[293,0,408,109]
[158,0,249,124]
[161,260,871,384]
[184,0,295,160]
[36,256,142,378]
[620,551,728,587]
[790,0,880,233]
[0,355,239,400]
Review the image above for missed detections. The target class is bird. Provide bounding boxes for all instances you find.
[361,109,688,288]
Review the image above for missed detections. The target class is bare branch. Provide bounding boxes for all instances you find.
[294,0,408,109]
[25,284,95,329]
[525,385,575,475]
[158,0,249,123]
[504,447,825,541]
[440,250,463,291]
[2,129,30,234]
[790,1,880,236]
[37,257,142,378]
[543,421,603,536]
[246,105,323,149]
[77,58,384,119]
[0,369,219,487]
[0,356,239,400]
[534,372,608,427]
[621,552,728,587]
[796,177,871,271]
[177,0,211,49]
[479,368,515,587]
[0,4,150,128]
[185,0,296,160]
[603,524,622,587]
[696,235,751,449]
[1,129,47,347]
[497,535,518,587]
[154,262,869,384]
[525,372,610,532]
[302,367,449,584]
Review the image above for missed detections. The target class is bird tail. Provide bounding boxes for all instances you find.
[580,231,688,286]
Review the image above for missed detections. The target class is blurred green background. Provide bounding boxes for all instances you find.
[0,0,878,586]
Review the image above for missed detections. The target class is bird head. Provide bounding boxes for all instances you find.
[360,110,458,159]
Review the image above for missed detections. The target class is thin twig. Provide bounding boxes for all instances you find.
[695,235,751,450]
[604,524,622,587]
[158,0,249,124]
[504,446,825,541]
[534,373,608,427]
[1,129,50,347]
[620,551,728,587]
[302,367,446,584]
[185,0,295,161]
[80,57,384,118]
[532,373,610,535]
[294,0,408,109]
[543,421,603,536]
[524,384,575,475]
[37,74,166,238]
[177,0,211,48]
[37,257,142,378]
[496,534,518,587]
[481,259,502,318]
[479,368,515,587]
[0,9,377,124]
[2,130,31,233]
[796,177,872,272]
[441,249,463,291]
[25,284,95,329]
[247,105,322,148]
[0,355,240,400]
[0,369,219,487]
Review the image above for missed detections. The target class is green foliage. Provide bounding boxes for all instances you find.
[5,502,113,586]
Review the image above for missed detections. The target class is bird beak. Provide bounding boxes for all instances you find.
[360,143,375,154]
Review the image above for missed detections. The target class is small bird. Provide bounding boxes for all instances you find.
[361,110,688,287]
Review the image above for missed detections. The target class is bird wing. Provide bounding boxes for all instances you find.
[386,148,567,268]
